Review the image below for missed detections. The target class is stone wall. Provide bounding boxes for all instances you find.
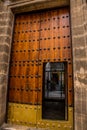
[70,0,87,130]
[0,1,14,125]
[0,0,87,130]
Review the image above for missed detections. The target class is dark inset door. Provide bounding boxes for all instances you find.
[42,62,67,120]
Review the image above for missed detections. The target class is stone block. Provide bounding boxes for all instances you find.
[74,48,86,58]
[0,20,13,27]
[0,36,10,45]
[0,75,7,85]
[0,12,13,21]
[0,45,9,54]
[70,0,83,8]
[75,60,87,71]
[0,54,9,63]
[0,84,7,99]
[0,63,8,74]
[83,116,87,130]
[75,117,82,130]
[0,27,12,36]
[71,15,83,27]
[72,25,84,36]
[72,36,85,48]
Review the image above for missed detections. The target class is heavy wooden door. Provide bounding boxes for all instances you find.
[7,7,73,130]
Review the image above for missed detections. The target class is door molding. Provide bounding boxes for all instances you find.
[7,0,69,14]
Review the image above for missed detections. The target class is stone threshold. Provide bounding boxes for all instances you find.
[0,123,46,130]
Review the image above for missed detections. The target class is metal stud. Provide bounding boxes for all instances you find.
[36,59,38,62]
[62,16,65,18]
[58,124,61,128]
[58,36,60,39]
[53,47,56,50]
[36,49,39,51]
[21,88,24,91]
[28,50,30,52]
[53,27,56,29]
[44,59,46,62]
[32,60,34,62]
[37,39,39,41]
[69,104,72,107]
[63,36,66,38]
[39,48,42,51]
[53,37,56,39]
[64,125,67,128]
[68,58,71,61]
[38,88,41,91]
[43,48,46,50]
[68,46,71,48]
[58,47,60,49]
[53,17,56,20]
[69,62,71,64]
[48,59,50,61]
[17,88,19,91]
[69,75,72,77]
[44,28,47,30]
[46,123,49,127]
[48,37,51,40]
[67,35,70,37]
[39,59,41,62]
[52,123,55,127]
[35,75,38,78]
[25,87,29,91]
[48,48,50,50]
[69,89,72,92]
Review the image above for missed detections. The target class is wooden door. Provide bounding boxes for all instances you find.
[7,7,73,130]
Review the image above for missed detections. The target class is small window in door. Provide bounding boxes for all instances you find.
[42,62,68,120]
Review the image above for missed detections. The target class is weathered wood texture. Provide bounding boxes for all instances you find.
[8,8,73,106]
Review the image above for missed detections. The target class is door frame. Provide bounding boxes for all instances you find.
[5,0,74,129]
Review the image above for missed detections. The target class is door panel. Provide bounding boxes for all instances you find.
[7,7,73,130]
